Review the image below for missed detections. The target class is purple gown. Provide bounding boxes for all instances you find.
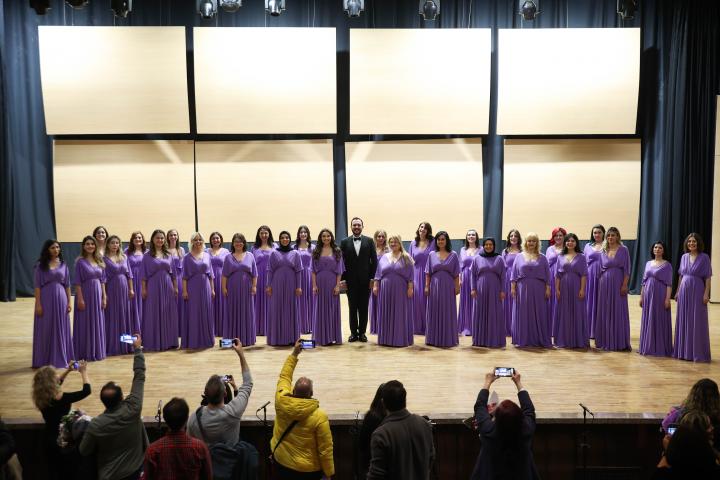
[369,251,386,335]
[673,253,712,362]
[470,255,506,348]
[125,250,144,333]
[511,254,552,348]
[296,245,316,334]
[170,250,185,345]
[312,255,345,346]
[252,246,274,336]
[374,255,414,347]
[595,245,631,351]
[583,243,603,338]
[554,254,589,349]
[32,263,74,368]
[458,248,478,336]
[546,245,562,337]
[501,250,519,337]
[72,258,107,361]
[141,253,179,351]
[182,252,215,349]
[222,252,258,346]
[267,250,303,346]
[639,260,673,356]
[104,256,136,356]
[409,239,435,335]
[207,248,229,338]
[425,251,461,347]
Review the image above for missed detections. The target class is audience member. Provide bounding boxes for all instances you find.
[144,397,212,480]
[359,384,387,478]
[662,378,720,449]
[79,334,147,480]
[270,338,334,479]
[652,425,720,479]
[470,370,539,480]
[367,380,435,480]
[0,418,21,480]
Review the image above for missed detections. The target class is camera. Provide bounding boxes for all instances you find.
[219,338,237,349]
[494,367,514,377]
[120,334,138,344]
[300,339,316,349]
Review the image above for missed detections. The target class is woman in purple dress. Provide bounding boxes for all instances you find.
[222,233,257,346]
[167,229,185,344]
[583,225,605,339]
[207,232,229,338]
[373,235,414,347]
[639,241,673,356]
[266,231,303,346]
[182,232,215,349]
[674,233,713,362]
[92,225,108,257]
[409,222,435,335]
[510,233,552,348]
[470,237,506,348]
[458,229,480,336]
[554,233,589,349]
[425,231,461,347]
[104,236,136,356]
[125,231,146,333]
[594,227,631,351]
[311,229,345,346]
[295,225,315,334]
[369,230,390,335]
[32,240,74,368]
[73,236,107,361]
[252,225,275,336]
[546,227,566,338]
[502,229,522,337]
[141,229,179,351]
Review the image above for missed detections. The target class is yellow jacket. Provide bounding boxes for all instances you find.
[271,354,335,477]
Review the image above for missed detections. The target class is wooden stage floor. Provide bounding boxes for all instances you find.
[1,297,718,423]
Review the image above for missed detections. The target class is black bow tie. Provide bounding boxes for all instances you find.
[353,237,361,241]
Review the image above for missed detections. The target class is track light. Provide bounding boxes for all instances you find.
[110,0,131,18]
[219,0,242,12]
[265,0,286,16]
[65,0,89,8]
[419,0,439,21]
[344,0,363,18]
[198,0,217,19]
[29,0,51,14]
[519,0,539,20]
[617,0,637,20]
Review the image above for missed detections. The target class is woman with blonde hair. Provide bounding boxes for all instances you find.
[182,232,215,349]
[167,229,186,341]
[510,232,551,348]
[594,227,631,351]
[73,236,107,361]
[104,235,136,356]
[125,231,146,331]
[373,235,414,347]
[369,229,390,335]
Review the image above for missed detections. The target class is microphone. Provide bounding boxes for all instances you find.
[155,400,163,426]
[579,403,595,416]
[256,401,271,413]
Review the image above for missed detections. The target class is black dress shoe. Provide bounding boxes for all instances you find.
[348,335,359,342]
[359,334,368,342]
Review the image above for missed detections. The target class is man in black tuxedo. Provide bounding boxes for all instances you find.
[340,217,377,342]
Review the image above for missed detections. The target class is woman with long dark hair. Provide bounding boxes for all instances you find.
[359,384,387,478]
[546,227,566,337]
[458,229,480,337]
[207,231,229,338]
[594,227,631,351]
[409,222,435,335]
[311,228,344,346]
[662,378,720,449]
[104,235,136,356]
[73,236,107,361]
[554,233,589,349]
[141,229,179,351]
[222,233,257,346]
[583,225,605,338]
[125,231,146,332]
[167,229,185,343]
[470,238,506,348]
[425,231,460,348]
[266,231,303,346]
[182,232,215,349]
[295,225,315,334]
[639,241,673,356]
[252,225,275,336]
[502,229,522,337]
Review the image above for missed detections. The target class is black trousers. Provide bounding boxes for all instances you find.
[347,282,370,336]
[276,463,323,480]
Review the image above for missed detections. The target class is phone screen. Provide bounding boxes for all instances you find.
[494,367,514,377]
[120,334,137,344]
[300,339,316,349]
[667,426,677,436]
[72,361,80,370]
[219,338,234,349]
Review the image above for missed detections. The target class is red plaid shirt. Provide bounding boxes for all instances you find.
[143,430,212,480]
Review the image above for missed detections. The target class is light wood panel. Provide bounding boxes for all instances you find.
[345,139,483,240]
[193,27,336,134]
[502,139,640,239]
[497,28,640,135]
[195,140,334,237]
[712,96,720,302]
[38,26,189,134]
[53,140,195,242]
[350,29,491,135]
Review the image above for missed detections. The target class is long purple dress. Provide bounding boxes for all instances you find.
[222,252,258,346]
[369,250,386,335]
[125,250,144,333]
[171,249,185,345]
[501,250,519,337]
[639,260,673,356]
[296,245,316,334]
[409,239,435,335]
[673,253,712,362]
[583,243,603,338]
[511,254,552,348]
[554,254,589,349]
[374,255,414,347]
[32,263,74,368]
[425,251,461,347]
[208,248,229,338]
[267,249,303,346]
[252,246,274,336]
[312,254,345,345]
[458,247,478,336]
[182,252,215,349]
[141,253,179,351]
[595,245,631,351]
[72,258,106,361]
[470,255,506,348]
[546,245,562,337]
[104,256,136,356]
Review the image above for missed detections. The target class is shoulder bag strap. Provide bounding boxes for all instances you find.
[271,420,298,459]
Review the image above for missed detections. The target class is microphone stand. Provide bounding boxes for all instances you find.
[579,403,594,480]
[256,402,271,480]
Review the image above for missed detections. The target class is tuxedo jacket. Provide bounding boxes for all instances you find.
[340,235,377,287]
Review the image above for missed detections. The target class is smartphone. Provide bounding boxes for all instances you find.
[667,424,678,436]
[221,374,233,383]
[72,361,80,371]
[219,338,235,349]
[120,334,138,344]
[494,367,514,377]
[300,339,316,349]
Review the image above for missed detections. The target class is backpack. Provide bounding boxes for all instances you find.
[195,408,259,480]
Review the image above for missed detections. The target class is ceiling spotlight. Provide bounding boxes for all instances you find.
[219,0,242,13]
[29,0,51,14]
[110,0,132,18]
[419,0,439,21]
[617,0,637,20]
[519,0,539,21]
[265,0,286,16]
[344,0,363,18]
[65,0,89,8]
[198,0,217,19]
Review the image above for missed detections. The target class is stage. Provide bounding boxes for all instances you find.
[1,297,718,423]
